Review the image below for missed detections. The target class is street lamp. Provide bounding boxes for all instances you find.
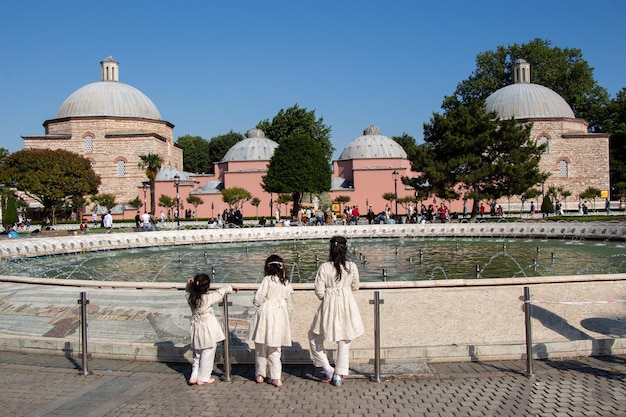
[211,202,214,218]
[392,170,399,221]
[173,174,180,229]
[142,182,148,213]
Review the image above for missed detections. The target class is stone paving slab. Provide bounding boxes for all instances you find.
[0,352,624,417]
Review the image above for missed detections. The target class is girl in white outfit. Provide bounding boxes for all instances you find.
[309,236,364,386]
[186,273,238,385]
[249,255,293,387]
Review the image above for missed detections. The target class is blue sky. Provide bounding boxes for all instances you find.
[1,1,624,159]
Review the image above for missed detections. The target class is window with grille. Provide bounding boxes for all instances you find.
[117,160,126,177]
[85,135,94,152]
[539,136,549,154]
[559,160,568,177]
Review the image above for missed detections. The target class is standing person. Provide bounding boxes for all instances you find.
[103,210,113,233]
[309,236,364,387]
[92,211,98,228]
[249,255,293,387]
[186,273,238,385]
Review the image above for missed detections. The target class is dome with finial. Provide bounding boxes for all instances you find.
[485,59,575,120]
[338,126,407,160]
[55,56,161,120]
[221,129,279,162]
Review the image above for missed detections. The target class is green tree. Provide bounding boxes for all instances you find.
[604,88,626,199]
[0,147,9,165]
[158,195,176,214]
[520,188,542,213]
[257,104,334,160]
[452,38,609,131]
[263,134,331,217]
[276,194,293,218]
[0,149,100,222]
[580,187,602,211]
[3,196,18,228]
[250,197,261,218]
[334,195,351,216]
[186,195,204,215]
[127,197,143,210]
[91,193,116,211]
[541,194,554,217]
[208,131,244,168]
[392,133,419,161]
[176,135,212,174]
[410,98,548,221]
[221,187,252,210]
[138,153,164,215]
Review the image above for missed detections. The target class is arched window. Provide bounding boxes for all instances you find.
[117,160,126,177]
[538,136,549,154]
[85,135,94,152]
[558,160,569,177]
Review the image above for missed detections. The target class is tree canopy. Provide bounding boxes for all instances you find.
[221,187,252,210]
[410,98,548,219]
[208,131,244,168]
[257,104,334,160]
[392,133,419,161]
[138,153,164,214]
[0,149,100,218]
[263,134,331,217]
[176,135,212,174]
[452,38,609,132]
[605,88,626,199]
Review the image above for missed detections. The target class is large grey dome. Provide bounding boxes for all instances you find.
[221,129,278,162]
[485,83,575,119]
[339,126,407,160]
[55,57,161,120]
[485,59,575,120]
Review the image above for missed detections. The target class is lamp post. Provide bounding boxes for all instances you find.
[269,194,273,221]
[211,202,214,218]
[142,183,148,213]
[173,174,180,229]
[392,170,399,221]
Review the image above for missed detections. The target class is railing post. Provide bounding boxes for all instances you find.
[523,286,534,377]
[221,294,232,382]
[78,291,91,376]
[369,290,385,382]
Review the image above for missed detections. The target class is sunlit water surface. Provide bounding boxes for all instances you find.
[1,237,625,283]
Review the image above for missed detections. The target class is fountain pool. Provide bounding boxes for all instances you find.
[1,236,625,283]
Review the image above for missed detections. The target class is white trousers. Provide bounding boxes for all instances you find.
[308,331,352,376]
[190,346,217,383]
[255,343,283,380]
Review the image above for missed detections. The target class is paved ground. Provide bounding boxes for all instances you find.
[0,351,623,417]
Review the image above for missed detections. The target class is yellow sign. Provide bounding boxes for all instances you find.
[601,190,608,198]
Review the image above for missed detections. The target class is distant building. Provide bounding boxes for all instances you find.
[22,58,609,220]
[22,57,183,214]
[485,59,610,203]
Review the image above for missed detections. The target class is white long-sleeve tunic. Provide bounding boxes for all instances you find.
[186,285,233,350]
[249,275,293,347]
[309,261,364,342]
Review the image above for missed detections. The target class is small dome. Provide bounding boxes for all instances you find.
[55,57,161,120]
[155,167,189,182]
[485,83,575,119]
[221,129,278,162]
[339,126,407,160]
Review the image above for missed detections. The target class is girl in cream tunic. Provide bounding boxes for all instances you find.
[249,254,293,387]
[186,273,237,385]
[309,236,364,386]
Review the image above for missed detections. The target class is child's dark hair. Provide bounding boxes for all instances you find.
[265,254,289,285]
[328,236,348,281]
[188,273,211,308]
